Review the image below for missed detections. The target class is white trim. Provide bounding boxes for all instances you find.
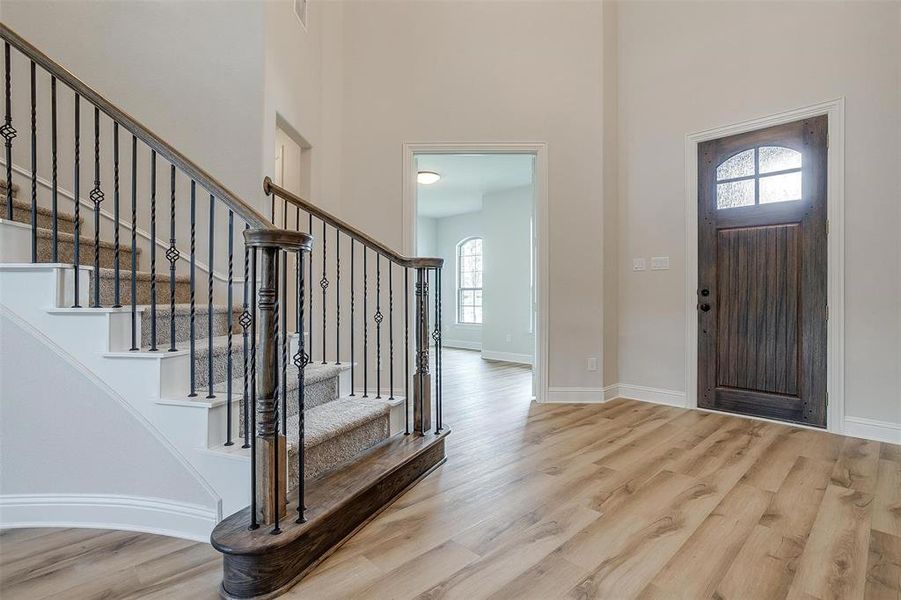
[608,383,688,408]
[441,339,481,351]
[402,142,550,404]
[684,99,845,433]
[843,417,901,444]
[0,159,242,284]
[546,387,605,403]
[481,350,533,366]
[0,494,218,543]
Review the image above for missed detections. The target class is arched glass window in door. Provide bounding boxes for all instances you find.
[716,146,802,209]
[457,237,483,324]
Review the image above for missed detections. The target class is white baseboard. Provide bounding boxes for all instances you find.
[611,383,688,408]
[442,339,481,351]
[545,387,605,403]
[0,494,219,543]
[843,416,901,444]
[481,350,533,366]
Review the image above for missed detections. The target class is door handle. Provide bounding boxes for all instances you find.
[699,303,711,312]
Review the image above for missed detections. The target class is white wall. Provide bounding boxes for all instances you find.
[416,216,438,258]
[435,212,483,350]
[338,1,606,391]
[614,1,901,427]
[482,185,533,362]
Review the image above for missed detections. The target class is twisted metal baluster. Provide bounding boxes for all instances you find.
[272,256,282,536]
[207,194,215,398]
[189,181,197,395]
[281,208,288,437]
[363,248,368,397]
[320,219,327,364]
[148,150,157,348]
[129,135,137,350]
[389,262,394,400]
[241,226,251,448]
[404,268,410,434]
[91,106,104,308]
[308,213,313,362]
[349,239,355,395]
[249,247,259,531]
[295,248,308,524]
[113,123,121,307]
[2,43,14,220]
[71,94,81,308]
[437,266,443,431]
[433,268,441,434]
[375,253,382,399]
[225,210,234,446]
[29,62,36,263]
[335,228,340,364]
[167,165,178,350]
[50,77,58,262]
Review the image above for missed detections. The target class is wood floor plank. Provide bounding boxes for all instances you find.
[1,349,899,599]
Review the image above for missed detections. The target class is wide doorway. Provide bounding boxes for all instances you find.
[697,116,828,427]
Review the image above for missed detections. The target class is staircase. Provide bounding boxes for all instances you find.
[0,22,447,599]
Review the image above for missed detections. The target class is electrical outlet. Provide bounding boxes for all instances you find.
[587,357,598,372]
[650,256,670,270]
[633,258,647,272]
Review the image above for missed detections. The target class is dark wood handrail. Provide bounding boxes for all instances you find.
[0,22,273,230]
[263,177,443,269]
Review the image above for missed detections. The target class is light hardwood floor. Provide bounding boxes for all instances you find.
[2,348,900,599]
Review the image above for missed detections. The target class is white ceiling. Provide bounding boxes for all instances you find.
[416,154,534,219]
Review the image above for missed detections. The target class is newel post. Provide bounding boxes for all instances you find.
[413,268,432,434]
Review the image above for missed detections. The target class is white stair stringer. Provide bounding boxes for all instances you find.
[0,263,250,530]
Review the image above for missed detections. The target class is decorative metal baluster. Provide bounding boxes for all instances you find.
[91,106,104,308]
[404,268,410,434]
[167,165,178,349]
[294,248,307,524]
[335,228,340,364]
[148,150,157,348]
[437,266,443,431]
[320,220,327,364]
[308,213,313,362]
[29,61,36,262]
[248,247,259,531]
[363,248,368,397]
[349,239,355,395]
[71,94,81,308]
[189,182,197,395]
[241,226,251,448]
[2,42,14,220]
[226,210,234,446]
[50,77,58,262]
[272,256,282,536]
[281,198,288,436]
[129,135,137,350]
[433,268,441,434]
[112,123,121,307]
[207,194,215,398]
[389,262,394,400]
[375,253,382,398]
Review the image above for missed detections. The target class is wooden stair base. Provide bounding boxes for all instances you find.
[210,429,449,600]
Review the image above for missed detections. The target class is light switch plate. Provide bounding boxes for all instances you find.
[633,258,647,271]
[650,256,670,270]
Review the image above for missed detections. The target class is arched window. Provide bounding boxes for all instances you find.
[457,237,483,324]
[716,146,802,209]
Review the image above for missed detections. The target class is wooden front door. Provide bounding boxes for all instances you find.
[698,116,827,427]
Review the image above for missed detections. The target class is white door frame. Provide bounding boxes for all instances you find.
[684,99,845,433]
[402,142,549,403]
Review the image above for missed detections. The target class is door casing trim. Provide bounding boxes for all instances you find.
[684,99,845,433]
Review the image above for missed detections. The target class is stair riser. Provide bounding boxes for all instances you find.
[287,415,390,487]
[141,309,239,347]
[38,236,135,270]
[10,203,79,234]
[94,276,192,307]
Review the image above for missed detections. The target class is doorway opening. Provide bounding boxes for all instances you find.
[410,152,540,402]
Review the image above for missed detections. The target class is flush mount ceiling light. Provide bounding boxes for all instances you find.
[417,171,441,185]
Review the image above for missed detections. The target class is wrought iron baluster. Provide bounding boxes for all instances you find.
[2,42,14,220]
[294,248,307,524]
[167,165,178,349]
[404,268,410,434]
[112,123,121,307]
[363,248,368,397]
[226,210,234,445]
[308,213,313,362]
[375,253,382,398]
[50,77,58,262]
[389,262,394,400]
[281,216,288,437]
[189,181,196,395]
[437,266,443,431]
[91,106,103,307]
[29,61,36,262]
[129,135,137,350]
[336,228,340,364]
[248,246,258,531]
[149,150,157,348]
[272,255,281,536]
[433,268,440,434]
[320,219,327,364]
[349,239,355,395]
[241,226,251,448]
[71,94,80,308]
[207,194,215,398]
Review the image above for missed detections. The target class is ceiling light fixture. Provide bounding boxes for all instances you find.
[417,171,441,185]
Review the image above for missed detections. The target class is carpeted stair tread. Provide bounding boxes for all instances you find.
[8,199,80,233]
[139,303,240,346]
[214,362,345,395]
[36,227,137,270]
[93,266,192,306]
[286,396,390,449]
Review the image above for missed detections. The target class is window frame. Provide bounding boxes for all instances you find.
[715,145,803,210]
[456,236,483,326]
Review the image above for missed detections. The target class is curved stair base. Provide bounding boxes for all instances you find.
[211,429,449,600]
